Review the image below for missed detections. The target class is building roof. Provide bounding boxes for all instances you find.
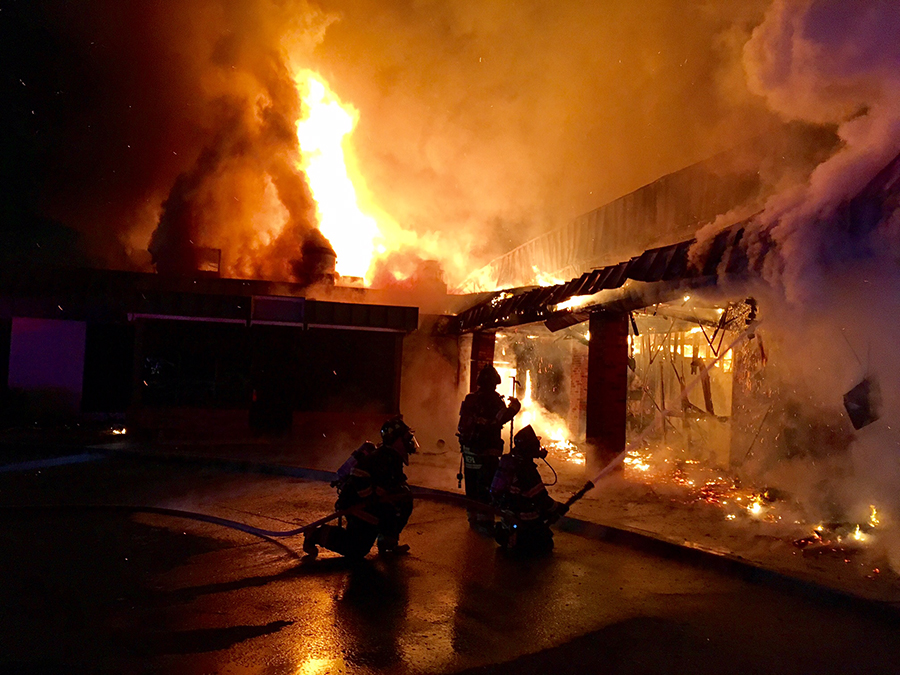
[453,148,900,334]
[0,268,419,332]
[460,125,837,292]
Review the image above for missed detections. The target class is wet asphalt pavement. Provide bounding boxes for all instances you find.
[1,454,899,675]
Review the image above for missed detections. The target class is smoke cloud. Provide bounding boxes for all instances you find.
[3,0,334,279]
[3,0,782,285]
[688,0,900,569]
[738,0,900,303]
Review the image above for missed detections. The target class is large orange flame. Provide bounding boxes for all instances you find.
[294,70,384,281]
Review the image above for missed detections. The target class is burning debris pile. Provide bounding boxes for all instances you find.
[622,444,886,560]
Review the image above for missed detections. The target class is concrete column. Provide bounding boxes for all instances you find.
[585,311,629,472]
[469,331,496,393]
[567,346,588,439]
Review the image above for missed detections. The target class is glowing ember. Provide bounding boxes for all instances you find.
[295,70,383,281]
[624,453,651,472]
[747,498,764,517]
[622,445,885,557]
[545,438,585,465]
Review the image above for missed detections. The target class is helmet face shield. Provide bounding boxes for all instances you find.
[403,428,419,455]
[381,415,417,462]
[397,430,418,465]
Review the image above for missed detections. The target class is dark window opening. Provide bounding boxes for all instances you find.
[82,323,135,413]
[140,320,250,408]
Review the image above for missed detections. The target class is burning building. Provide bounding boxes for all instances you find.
[4,0,900,578]
[446,140,900,571]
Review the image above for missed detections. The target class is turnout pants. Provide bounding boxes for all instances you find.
[462,451,499,527]
[316,496,413,559]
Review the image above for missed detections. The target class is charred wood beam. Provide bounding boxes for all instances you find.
[543,276,723,332]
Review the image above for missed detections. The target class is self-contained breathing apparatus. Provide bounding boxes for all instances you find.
[332,416,418,494]
[491,424,565,551]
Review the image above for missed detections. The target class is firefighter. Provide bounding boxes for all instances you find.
[457,364,521,531]
[491,425,566,552]
[303,416,418,560]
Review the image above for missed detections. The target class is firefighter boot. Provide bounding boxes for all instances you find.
[471,512,495,535]
[377,535,410,556]
[302,527,321,559]
[493,521,514,548]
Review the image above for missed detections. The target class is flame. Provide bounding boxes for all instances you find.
[294,70,383,281]
[624,454,651,472]
[553,295,594,312]
[532,265,565,287]
[869,505,880,527]
[622,445,886,554]
[747,497,764,517]
[507,369,584,465]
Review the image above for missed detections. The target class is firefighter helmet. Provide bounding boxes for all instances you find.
[476,365,502,389]
[381,415,418,455]
[513,425,547,459]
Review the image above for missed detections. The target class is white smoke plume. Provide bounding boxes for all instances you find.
[741,0,900,305]
[694,0,900,570]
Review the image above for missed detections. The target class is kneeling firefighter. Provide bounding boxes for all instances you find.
[303,416,418,560]
[490,425,567,551]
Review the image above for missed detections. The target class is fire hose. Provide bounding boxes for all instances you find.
[1,325,760,546]
[0,489,502,542]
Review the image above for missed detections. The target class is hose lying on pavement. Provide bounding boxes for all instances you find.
[0,489,500,541]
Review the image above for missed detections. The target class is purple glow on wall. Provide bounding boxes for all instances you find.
[8,318,87,412]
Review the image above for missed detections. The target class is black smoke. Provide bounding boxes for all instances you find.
[2,0,331,281]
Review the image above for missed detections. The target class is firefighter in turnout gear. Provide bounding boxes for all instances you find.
[491,425,566,552]
[457,364,521,531]
[303,416,417,560]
